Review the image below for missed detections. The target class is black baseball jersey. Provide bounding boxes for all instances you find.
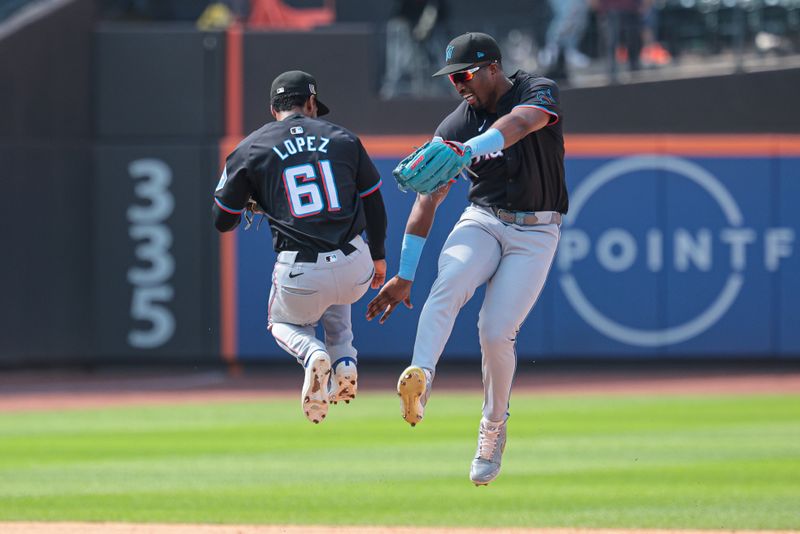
[434,70,568,214]
[214,113,383,256]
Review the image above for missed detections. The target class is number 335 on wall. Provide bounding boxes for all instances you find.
[126,159,176,349]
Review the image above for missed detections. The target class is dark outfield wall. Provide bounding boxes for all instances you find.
[1,15,226,365]
[0,0,93,365]
[241,28,458,136]
[562,69,800,134]
[92,26,224,363]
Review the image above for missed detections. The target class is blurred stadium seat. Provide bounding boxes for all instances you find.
[659,0,716,57]
[656,0,799,57]
[754,0,800,52]
[248,0,334,30]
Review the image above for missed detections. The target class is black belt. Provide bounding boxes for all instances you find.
[294,241,357,263]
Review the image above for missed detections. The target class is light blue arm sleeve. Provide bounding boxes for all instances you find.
[465,128,505,157]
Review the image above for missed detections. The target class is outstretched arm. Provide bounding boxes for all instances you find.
[461,106,551,159]
[404,182,452,239]
[487,106,551,146]
[366,183,451,323]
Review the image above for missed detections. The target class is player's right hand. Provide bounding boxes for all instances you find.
[371,259,387,289]
[366,275,413,324]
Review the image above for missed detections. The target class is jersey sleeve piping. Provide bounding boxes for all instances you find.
[214,197,244,214]
[514,104,560,125]
[359,179,382,198]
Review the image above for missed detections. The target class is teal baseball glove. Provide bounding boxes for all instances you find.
[393,139,474,194]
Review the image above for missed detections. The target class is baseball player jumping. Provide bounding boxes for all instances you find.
[367,32,567,485]
[214,70,388,424]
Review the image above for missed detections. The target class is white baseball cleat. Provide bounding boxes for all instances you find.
[470,417,507,486]
[301,352,331,424]
[329,357,357,404]
[397,365,432,427]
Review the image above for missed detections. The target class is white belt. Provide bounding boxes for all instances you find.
[484,205,562,226]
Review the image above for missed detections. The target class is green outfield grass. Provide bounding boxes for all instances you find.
[1,392,799,529]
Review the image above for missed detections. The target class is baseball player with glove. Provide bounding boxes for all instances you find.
[367,32,567,485]
[214,70,388,424]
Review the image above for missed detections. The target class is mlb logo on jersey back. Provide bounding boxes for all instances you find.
[290,126,304,135]
[325,254,338,263]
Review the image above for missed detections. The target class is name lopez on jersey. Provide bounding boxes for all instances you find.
[272,135,330,161]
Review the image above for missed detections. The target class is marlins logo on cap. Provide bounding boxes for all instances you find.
[433,32,502,77]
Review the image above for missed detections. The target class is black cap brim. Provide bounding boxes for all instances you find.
[432,62,477,77]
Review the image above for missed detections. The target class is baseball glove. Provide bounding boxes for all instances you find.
[393,139,475,194]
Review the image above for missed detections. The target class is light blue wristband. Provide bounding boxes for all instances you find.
[398,234,426,281]
[465,127,505,158]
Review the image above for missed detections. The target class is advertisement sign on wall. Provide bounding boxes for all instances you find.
[230,139,799,361]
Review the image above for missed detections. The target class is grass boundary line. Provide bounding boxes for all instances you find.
[1,524,798,534]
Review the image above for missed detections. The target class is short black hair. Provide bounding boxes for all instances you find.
[271,93,309,112]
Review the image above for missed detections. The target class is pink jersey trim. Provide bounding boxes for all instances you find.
[214,197,244,214]
[514,104,560,125]
[359,179,383,198]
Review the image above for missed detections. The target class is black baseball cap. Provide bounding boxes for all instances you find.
[270,70,330,116]
[432,32,502,77]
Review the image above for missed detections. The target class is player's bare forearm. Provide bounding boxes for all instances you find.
[490,107,550,147]
[405,183,451,238]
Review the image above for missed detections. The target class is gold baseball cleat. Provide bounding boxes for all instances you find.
[397,365,430,426]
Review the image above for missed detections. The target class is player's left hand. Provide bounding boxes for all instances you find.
[366,275,413,324]
[371,259,387,289]
[243,198,267,230]
[245,197,265,215]
[393,139,473,194]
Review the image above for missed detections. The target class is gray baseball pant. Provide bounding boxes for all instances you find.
[411,205,560,422]
[268,235,374,367]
